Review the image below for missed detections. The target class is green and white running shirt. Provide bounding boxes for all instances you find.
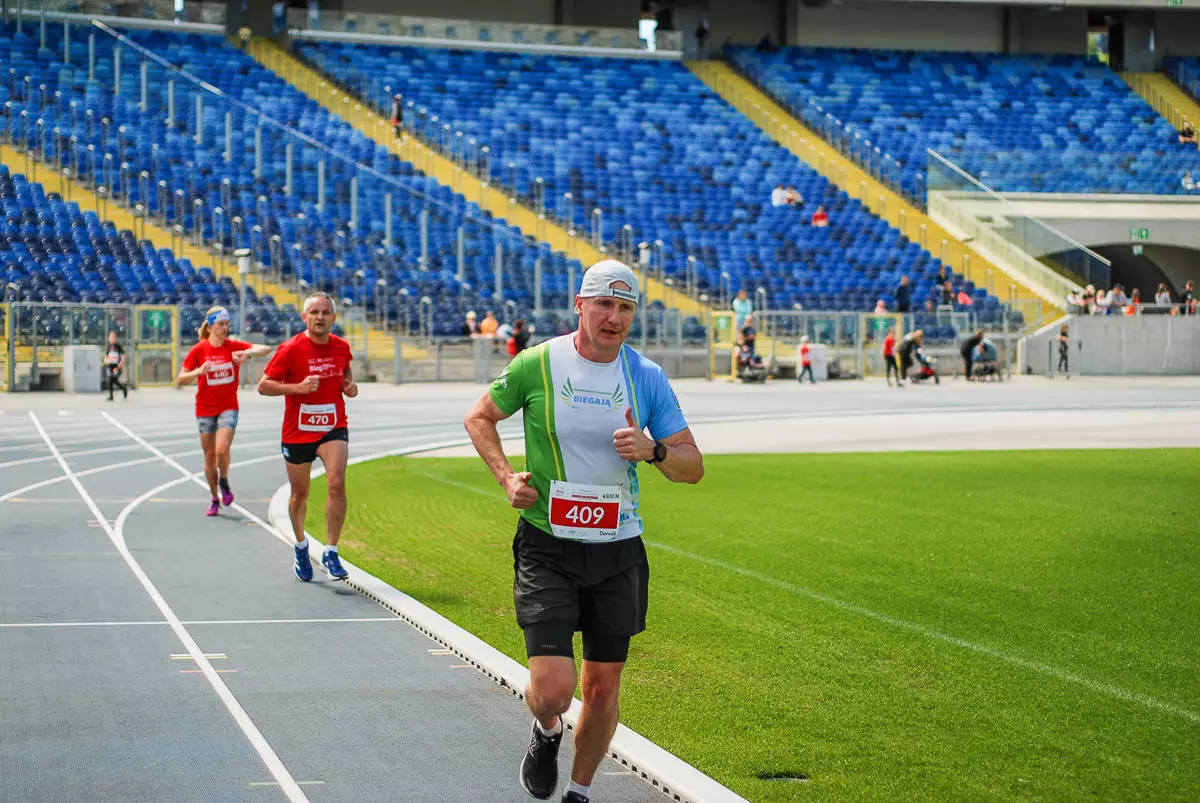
[490,334,689,541]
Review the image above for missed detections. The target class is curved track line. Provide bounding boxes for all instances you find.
[30,412,309,803]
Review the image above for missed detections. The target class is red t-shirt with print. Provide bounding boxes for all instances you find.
[263,332,353,444]
[182,338,252,418]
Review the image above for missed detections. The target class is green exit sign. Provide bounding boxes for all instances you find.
[1130,227,1151,240]
[1166,0,1184,8]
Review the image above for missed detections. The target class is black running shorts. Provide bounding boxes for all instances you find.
[512,517,649,663]
[281,427,348,465]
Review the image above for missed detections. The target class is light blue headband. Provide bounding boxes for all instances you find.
[206,309,230,326]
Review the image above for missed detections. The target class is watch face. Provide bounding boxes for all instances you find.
[654,442,667,463]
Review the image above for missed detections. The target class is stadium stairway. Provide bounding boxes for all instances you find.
[688,60,1058,326]
[1121,72,1200,140]
[245,37,709,321]
[0,142,401,367]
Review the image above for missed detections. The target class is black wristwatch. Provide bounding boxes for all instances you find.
[647,440,668,465]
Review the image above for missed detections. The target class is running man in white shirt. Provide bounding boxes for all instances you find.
[464,260,704,802]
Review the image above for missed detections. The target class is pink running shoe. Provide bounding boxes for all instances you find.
[205,499,220,517]
[218,478,234,507]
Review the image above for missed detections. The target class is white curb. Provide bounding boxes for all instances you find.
[268,437,748,803]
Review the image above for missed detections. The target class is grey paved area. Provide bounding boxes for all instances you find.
[1,375,1198,802]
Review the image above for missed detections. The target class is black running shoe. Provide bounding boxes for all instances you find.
[520,719,562,800]
[561,793,588,803]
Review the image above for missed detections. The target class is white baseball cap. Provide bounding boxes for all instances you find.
[578,259,640,304]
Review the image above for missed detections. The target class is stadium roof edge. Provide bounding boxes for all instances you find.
[11,8,221,34]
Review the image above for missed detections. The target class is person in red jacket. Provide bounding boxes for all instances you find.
[883,327,900,387]
[258,292,359,582]
[177,306,273,517]
[797,335,815,384]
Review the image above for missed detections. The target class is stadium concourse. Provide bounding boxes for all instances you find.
[2,376,1199,801]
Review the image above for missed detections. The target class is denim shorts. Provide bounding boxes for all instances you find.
[197,409,239,435]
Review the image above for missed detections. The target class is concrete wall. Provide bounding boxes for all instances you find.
[338,0,557,25]
[1008,8,1088,55]
[1154,10,1200,60]
[791,1,1003,52]
[1041,218,1200,255]
[1025,315,1200,375]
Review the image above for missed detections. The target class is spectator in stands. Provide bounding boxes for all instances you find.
[480,310,499,338]
[894,275,912,313]
[897,329,923,382]
[732,288,753,330]
[797,336,815,384]
[1095,288,1110,315]
[1180,121,1197,145]
[810,205,829,227]
[739,314,757,353]
[935,265,949,286]
[1182,280,1197,315]
[770,184,789,207]
[755,33,777,53]
[923,298,937,315]
[1124,288,1141,315]
[391,94,405,140]
[940,280,955,306]
[1109,285,1129,312]
[694,18,710,59]
[1155,283,1173,307]
[237,26,252,50]
[1082,284,1096,314]
[956,288,974,307]
[786,186,804,207]
[1183,171,1196,192]
[1067,288,1084,313]
[960,328,985,381]
[462,310,481,337]
[873,298,889,314]
[1057,324,1070,374]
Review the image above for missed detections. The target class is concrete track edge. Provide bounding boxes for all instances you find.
[267,438,748,803]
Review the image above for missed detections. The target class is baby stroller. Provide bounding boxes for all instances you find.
[736,344,768,383]
[971,339,1002,382]
[909,347,940,385]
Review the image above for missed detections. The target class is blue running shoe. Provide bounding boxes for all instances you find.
[294,542,313,582]
[322,550,348,580]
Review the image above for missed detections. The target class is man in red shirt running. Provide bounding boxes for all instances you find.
[177,306,272,516]
[258,292,358,582]
[797,335,815,384]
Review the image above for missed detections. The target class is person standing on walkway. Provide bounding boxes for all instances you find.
[883,327,900,387]
[258,292,358,582]
[1057,324,1070,375]
[797,335,815,384]
[464,259,704,803]
[103,330,128,401]
[177,306,272,517]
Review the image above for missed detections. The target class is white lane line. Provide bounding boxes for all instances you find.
[28,411,309,803]
[646,541,1200,726]
[0,429,462,505]
[0,617,401,630]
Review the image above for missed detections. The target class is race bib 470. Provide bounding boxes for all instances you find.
[298,402,337,432]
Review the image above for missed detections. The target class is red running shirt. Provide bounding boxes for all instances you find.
[800,344,811,366]
[182,338,252,418]
[883,333,896,357]
[263,332,353,443]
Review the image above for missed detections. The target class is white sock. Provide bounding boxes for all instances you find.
[566,781,590,799]
[536,717,562,737]
[325,544,338,554]
[295,537,308,550]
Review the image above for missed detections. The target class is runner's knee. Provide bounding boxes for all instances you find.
[580,667,622,710]
[325,475,346,501]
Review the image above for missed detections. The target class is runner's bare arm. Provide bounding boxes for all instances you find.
[232,344,273,364]
[654,428,704,484]
[175,360,211,386]
[342,363,358,398]
[258,374,320,396]
[464,394,537,509]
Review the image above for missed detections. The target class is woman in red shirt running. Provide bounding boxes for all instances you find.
[177,306,273,516]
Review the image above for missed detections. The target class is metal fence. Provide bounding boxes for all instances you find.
[2,301,179,391]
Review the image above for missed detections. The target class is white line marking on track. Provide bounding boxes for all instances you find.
[647,541,1200,726]
[29,411,309,803]
[0,617,401,629]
